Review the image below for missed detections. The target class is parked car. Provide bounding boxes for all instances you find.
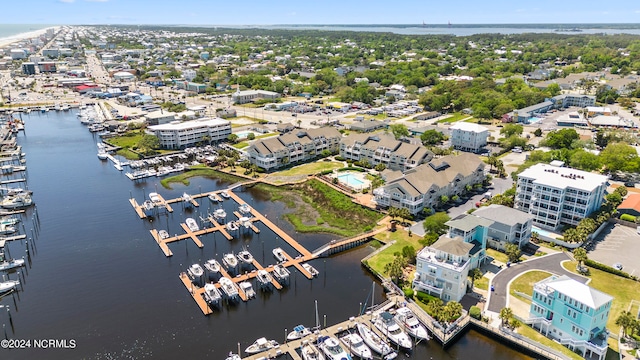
[613,263,623,271]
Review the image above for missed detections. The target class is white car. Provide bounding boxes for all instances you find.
[613,263,623,271]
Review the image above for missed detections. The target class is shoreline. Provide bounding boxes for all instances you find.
[0,26,59,49]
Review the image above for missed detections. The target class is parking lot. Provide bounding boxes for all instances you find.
[588,222,640,276]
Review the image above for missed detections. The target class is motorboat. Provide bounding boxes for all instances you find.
[272,247,286,263]
[220,191,230,199]
[222,253,238,269]
[203,259,221,274]
[0,279,19,294]
[208,193,220,203]
[0,193,33,209]
[226,221,239,231]
[185,218,199,232]
[149,192,162,204]
[202,283,222,304]
[218,277,239,299]
[97,144,108,160]
[319,336,352,360]
[287,325,312,341]
[173,163,186,172]
[182,192,194,207]
[302,263,320,277]
[0,223,16,235]
[0,258,25,272]
[213,208,227,219]
[239,281,256,299]
[143,200,155,217]
[256,269,272,288]
[0,216,20,226]
[272,264,290,281]
[372,312,412,350]
[237,250,254,264]
[355,322,397,360]
[340,333,372,360]
[225,353,241,360]
[158,230,170,240]
[239,203,251,214]
[300,340,326,360]
[245,337,279,354]
[187,263,204,279]
[239,216,251,229]
[394,307,430,340]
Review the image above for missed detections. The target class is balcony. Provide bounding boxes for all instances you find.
[412,279,444,296]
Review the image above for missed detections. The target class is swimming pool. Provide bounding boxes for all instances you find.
[337,173,365,188]
[532,225,559,239]
[528,117,543,124]
[235,131,255,139]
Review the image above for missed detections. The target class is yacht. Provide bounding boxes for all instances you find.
[372,312,412,350]
[202,283,222,304]
[237,249,254,264]
[256,269,273,289]
[355,322,397,359]
[143,200,155,217]
[300,340,326,360]
[0,216,20,226]
[239,203,251,214]
[0,279,20,294]
[203,259,221,274]
[272,247,286,263]
[245,337,279,355]
[319,336,352,360]
[239,216,251,229]
[394,307,430,340]
[182,192,194,208]
[97,147,108,160]
[302,263,320,277]
[287,325,312,341]
[187,263,204,279]
[0,223,16,235]
[239,281,256,299]
[0,258,25,272]
[222,253,238,269]
[340,333,372,360]
[149,192,162,204]
[218,277,239,299]
[208,193,220,203]
[0,193,33,209]
[220,191,230,199]
[272,264,290,282]
[213,208,227,220]
[185,218,199,232]
[158,230,170,240]
[226,221,239,231]
[225,353,241,360]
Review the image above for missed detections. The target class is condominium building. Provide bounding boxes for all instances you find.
[515,163,608,230]
[339,133,433,171]
[374,153,485,215]
[528,275,612,360]
[551,94,596,109]
[247,128,341,170]
[147,118,231,149]
[232,89,280,104]
[413,215,492,302]
[449,122,489,153]
[473,204,533,250]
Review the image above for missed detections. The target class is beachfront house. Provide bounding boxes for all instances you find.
[472,204,533,250]
[528,275,612,360]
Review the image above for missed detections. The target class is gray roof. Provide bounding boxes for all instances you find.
[431,236,474,256]
[473,204,532,227]
[446,215,494,232]
[539,275,613,309]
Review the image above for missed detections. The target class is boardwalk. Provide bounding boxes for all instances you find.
[312,228,386,257]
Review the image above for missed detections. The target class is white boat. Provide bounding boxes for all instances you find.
[226,221,239,231]
[158,230,170,240]
[185,218,199,232]
[220,191,230,199]
[0,279,19,294]
[143,200,155,217]
[0,223,16,235]
[187,263,204,279]
[222,253,238,269]
[340,333,372,360]
[173,163,186,172]
[239,216,251,229]
[272,264,290,281]
[300,340,326,360]
[237,250,254,264]
[0,216,20,226]
[202,283,222,304]
[208,193,220,203]
[372,312,412,350]
[302,263,319,277]
[149,192,161,204]
[256,269,272,288]
[355,322,397,360]
[0,194,33,209]
[0,258,25,272]
[245,337,279,354]
[394,307,430,340]
[97,148,108,160]
[203,259,221,274]
[319,336,352,360]
[239,281,256,299]
[287,325,312,341]
[239,203,251,214]
[182,192,194,207]
[225,353,241,360]
[218,277,239,299]
[273,247,286,263]
[213,208,227,219]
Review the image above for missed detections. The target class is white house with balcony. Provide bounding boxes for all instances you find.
[514,163,608,230]
[472,204,533,250]
[339,133,432,171]
[374,153,485,215]
[449,122,489,153]
[147,118,231,149]
[413,215,492,302]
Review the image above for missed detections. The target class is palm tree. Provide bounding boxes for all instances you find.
[616,311,634,337]
[388,207,399,222]
[573,248,588,269]
[444,301,463,322]
[488,153,498,172]
[426,298,444,321]
[499,307,513,327]
[468,268,483,290]
[509,317,522,331]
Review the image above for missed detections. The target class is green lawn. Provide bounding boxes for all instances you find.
[509,270,553,299]
[159,166,244,189]
[233,142,249,149]
[486,248,509,264]
[344,113,387,120]
[275,162,343,177]
[367,229,423,276]
[475,276,489,291]
[518,324,584,360]
[436,112,468,123]
[106,131,145,148]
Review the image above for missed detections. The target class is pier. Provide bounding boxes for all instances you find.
[312,228,386,258]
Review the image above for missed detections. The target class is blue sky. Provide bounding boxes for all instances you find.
[3,0,640,25]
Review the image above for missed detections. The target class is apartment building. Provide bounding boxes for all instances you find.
[551,94,596,109]
[528,275,612,360]
[147,118,231,149]
[232,89,280,104]
[449,122,489,153]
[374,153,485,215]
[339,133,433,171]
[473,204,533,250]
[247,127,341,170]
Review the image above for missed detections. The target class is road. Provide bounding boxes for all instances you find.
[485,252,587,313]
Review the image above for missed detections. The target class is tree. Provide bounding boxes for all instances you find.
[500,124,523,138]
[423,212,450,236]
[420,129,446,146]
[499,307,514,327]
[542,128,579,149]
[569,150,601,172]
[468,268,483,290]
[246,132,256,140]
[573,247,588,269]
[533,128,543,137]
[227,133,239,143]
[397,207,412,225]
[509,317,522,331]
[384,254,407,285]
[401,245,416,264]
[374,163,386,172]
[505,243,521,263]
[388,207,400,222]
[562,228,583,243]
[600,142,639,173]
[443,301,463,322]
[616,311,635,337]
[390,124,409,140]
[426,297,444,321]
[439,195,449,205]
[137,134,160,155]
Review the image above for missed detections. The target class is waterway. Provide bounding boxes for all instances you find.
[0,110,531,359]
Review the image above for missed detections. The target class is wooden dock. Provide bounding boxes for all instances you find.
[129,198,146,219]
[178,272,212,315]
[232,211,260,233]
[250,260,282,290]
[207,216,233,240]
[0,178,25,185]
[280,249,313,280]
[312,228,386,257]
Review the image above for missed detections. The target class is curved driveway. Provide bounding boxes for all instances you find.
[486,252,588,313]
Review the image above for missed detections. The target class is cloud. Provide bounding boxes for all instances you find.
[59,0,75,3]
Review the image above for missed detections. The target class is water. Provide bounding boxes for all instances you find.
[337,173,365,187]
[0,24,54,40]
[234,131,254,139]
[0,110,531,360]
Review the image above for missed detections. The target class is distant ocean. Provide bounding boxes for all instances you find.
[0,24,55,39]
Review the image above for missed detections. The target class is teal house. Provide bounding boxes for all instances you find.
[528,275,612,360]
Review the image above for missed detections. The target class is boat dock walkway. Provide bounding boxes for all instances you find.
[0,178,26,185]
[232,211,260,233]
[311,228,386,258]
[206,216,233,240]
[178,272,213,315]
